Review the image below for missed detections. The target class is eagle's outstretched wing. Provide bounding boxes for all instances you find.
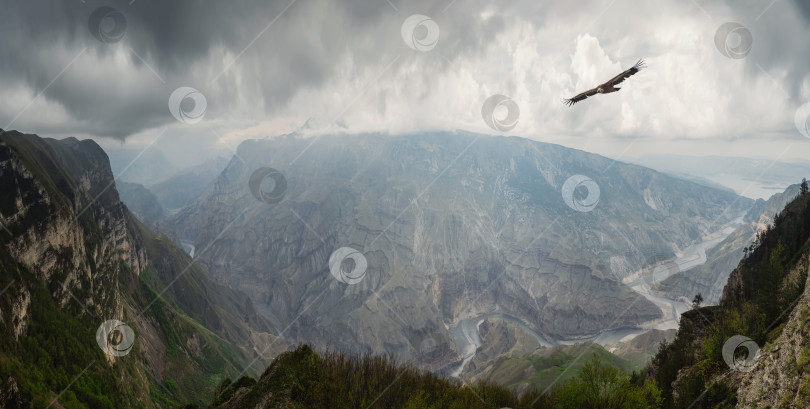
[605,59,645,87]
[562,87,599,106]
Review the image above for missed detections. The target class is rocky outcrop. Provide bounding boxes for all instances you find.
[734,254,810,408]
[0,132,145,333]
[4,286,29,340]
[0,130,287,407]
[649,190,810,408]
[0,377,24,409]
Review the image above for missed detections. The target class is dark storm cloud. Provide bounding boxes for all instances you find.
[0,0,506,139]
[728,0,810,102]
[1,0,808,146]
[793,0,810,20]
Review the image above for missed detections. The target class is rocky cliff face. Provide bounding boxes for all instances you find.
[0,132,145,338]
[663,255,810,408]
[0,130,287,407]
[650,189,810,408]
[0,377,24,409]
[163,131,750,371]
[733,254,810,408]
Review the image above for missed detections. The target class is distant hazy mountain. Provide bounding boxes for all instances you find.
[149,156,229,211]
[629,154,810,200]
[0,130,287,407]
[106,146,177,186]
[116,181,166,222]
[162,131,751,372]
[107,149,228,220]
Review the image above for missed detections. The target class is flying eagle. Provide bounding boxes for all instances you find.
[563,59,646,106]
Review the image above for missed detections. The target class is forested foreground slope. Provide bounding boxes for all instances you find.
[651,182,810,408]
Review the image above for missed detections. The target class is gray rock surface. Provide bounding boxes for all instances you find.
[163,131,751,370]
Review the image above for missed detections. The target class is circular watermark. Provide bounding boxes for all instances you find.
[168,87,207,124]
[248,167,287,204]
[88,7,127,43]
[96,319,135,357]
[419,336,440,356]
[561,175,600,212]
[794,102,810,138]
[481,94,520,132]
[640,254,680,291]
[328,247,367,285]
[722,335,760,372]
[417,334,448,362]
[714,22,752,59]
[401,14,440,51]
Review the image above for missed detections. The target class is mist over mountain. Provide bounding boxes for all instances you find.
[106,147,177,187]
[160,131,751,372]
[149,156,230,211]
[116,181,166,223]
[110,154,229,226]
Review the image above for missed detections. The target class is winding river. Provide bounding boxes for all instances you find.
[446,214,746,376]
[179,240,196,258]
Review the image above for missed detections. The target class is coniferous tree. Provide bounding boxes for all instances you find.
[691,293,703,310]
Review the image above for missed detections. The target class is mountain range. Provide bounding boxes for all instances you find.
[160,131,751,374]
[206,186,810,408]
[8,128,803,408]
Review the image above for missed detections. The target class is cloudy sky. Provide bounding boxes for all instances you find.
[1,0,809,167]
